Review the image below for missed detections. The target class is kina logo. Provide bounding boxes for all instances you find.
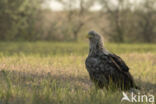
[121,92,155,103]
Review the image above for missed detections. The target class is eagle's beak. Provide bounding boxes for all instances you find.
[86,34,93,39]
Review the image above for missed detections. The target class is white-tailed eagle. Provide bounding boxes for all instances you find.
[85,30,139,90]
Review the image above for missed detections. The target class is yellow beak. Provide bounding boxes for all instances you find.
[86,34,93,38]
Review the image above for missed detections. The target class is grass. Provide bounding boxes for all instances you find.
[0,42,155,104]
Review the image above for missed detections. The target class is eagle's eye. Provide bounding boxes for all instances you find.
[88,30,99,39]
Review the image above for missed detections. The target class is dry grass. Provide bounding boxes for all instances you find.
[0,42,155,104]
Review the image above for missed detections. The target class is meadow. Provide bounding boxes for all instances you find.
[0,42,155,104]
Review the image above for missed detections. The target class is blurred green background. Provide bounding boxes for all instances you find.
[0,0,156,42]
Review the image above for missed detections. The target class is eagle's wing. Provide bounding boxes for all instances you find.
[108,53,129,72]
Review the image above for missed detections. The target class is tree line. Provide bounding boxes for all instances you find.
[0,0,156,42]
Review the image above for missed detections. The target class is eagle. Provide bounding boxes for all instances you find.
[85,30,139,91]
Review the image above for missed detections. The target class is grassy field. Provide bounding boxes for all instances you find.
[0,42,156,104]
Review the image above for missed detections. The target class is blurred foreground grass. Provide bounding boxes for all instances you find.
[0,42,156,104]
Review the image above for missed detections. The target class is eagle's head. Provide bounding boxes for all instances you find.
[87,30,103,46]
[87,30,109,55]
[87,30,102,42]
[87,30,106,55]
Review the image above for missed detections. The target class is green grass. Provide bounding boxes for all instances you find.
[0,42,156,104]
[0,42,155,56]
